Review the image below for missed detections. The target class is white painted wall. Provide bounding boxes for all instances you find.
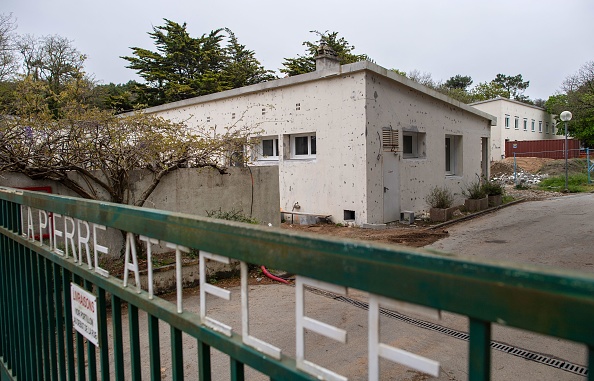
[471,98,557,161]
[143,62,495,225]
[365,70,492,219]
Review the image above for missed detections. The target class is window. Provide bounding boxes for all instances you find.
[545,122,550,133]
[504,115,510,129]
[290,133,316,159]
[531,119,535,132]
[539,121,542,133]
[402,131,426,158]
[257,137,279,160]
[445,135,462,175]
[523,118,528,131]
[514,117,519,130]
[551,123,555,134]
[382,127,399,152]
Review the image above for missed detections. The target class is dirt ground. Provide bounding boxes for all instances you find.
[495,156,586,176]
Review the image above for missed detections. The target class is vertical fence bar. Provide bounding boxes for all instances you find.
[171,326,184,381]
[74,275,86,381]
[54,263,67,381]
[45,255,59,381]
[588,148,591,184]
[39,257,52,380]
[0,223,5,363]
[23,247,36,380]
[589,345,594,381]
[230,358,245,381]
[198,340,212,381]
[469,318,492,381]
[148,314,161,381]
[513,152,517,186]
[97,287,110,381]
[14,240,24,379]
[112,295,125,381]
[30,253,44,380]
[85,280,97,381]
[63,269,75,381]
[129,303,141,381]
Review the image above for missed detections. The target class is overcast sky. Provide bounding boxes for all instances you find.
[4,0,593,100]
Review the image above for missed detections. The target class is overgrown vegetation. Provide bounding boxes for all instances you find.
[538,173,594,193]
[205,208,259,224]
[482,179,505,196]
[425,186,454,209]
[462,179,486,199]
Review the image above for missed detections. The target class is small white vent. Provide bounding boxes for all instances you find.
[382,127,399,152]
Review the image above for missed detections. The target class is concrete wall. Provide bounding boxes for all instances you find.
[366,70,492,218]
[0,166,280,255]
[145,71,369,225]
[142,61,495,225]
[471,98,557,161]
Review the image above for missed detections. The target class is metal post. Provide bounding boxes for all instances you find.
[565,121,568,191]
[586,148,592,184]
[513,153,517,186]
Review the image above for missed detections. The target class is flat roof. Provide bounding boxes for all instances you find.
[138,61,497,126]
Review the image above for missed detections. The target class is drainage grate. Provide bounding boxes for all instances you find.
[305,286,588,377]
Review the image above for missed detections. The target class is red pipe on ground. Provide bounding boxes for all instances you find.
[260,265,290,284]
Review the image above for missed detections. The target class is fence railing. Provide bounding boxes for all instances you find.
[1,187,594,380]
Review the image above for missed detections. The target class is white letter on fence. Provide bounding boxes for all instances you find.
[368,294,440,380]
[123,232,141,293]
[295,276,348,381]
[165,242,190,313]
[26,207,34,240]
[140,236,159,299]
[77,220,92,270]
[92,224,109,277]
[39,210,48,246]
[64,216,76,261]
[200,251,232,336]
[240,261,281,359]
[53,213,64,256]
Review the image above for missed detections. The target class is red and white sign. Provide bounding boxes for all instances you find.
[71,283,99,347]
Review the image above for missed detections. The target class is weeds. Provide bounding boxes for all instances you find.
[538,173,593,193]
[425,186,454,208]
[205,208,259,224]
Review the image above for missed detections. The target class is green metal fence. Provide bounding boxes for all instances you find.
[1,186,594,380]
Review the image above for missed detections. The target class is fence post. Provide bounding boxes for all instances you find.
[586,148,594,184]
[513,153,517,186]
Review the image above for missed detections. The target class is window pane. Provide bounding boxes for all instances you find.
[445,137,451,172]
[295,136,309,155]
[403,135,413,154]
[262,139,274,156]
[275,139,279,156]
[310,136,316,155]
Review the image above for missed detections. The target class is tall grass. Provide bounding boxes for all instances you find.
[538,173,592,193]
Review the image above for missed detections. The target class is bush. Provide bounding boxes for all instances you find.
[483,180,504,196]
[425,186,454,209]
[462,179,486,199]
[538,173,592,193]
[205,208,259,224]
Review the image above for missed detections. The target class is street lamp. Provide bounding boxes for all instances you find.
[560,111,572,191]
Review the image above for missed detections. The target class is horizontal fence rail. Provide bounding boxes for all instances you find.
[1,187,594,380]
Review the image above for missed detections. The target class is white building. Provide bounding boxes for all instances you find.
[470,97,559,161]
[143,53,496,225]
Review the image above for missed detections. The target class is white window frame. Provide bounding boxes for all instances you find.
[504,115,510,129]
[546,122,550,133]
[514,117,519,130]
[402,131,426,159]
[523,118,528,131]
[257,136,280,161]
[531,119,535,132]
[445,135,461,176]
[290,133,316,159]
[539,121,543,133]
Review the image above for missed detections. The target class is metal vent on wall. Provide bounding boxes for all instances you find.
[382,127,399,152]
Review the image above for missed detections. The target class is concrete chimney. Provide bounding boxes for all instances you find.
[315,43,340,73]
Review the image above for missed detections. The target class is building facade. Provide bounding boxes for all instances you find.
[142,58,495,225]
[470,97,559,161]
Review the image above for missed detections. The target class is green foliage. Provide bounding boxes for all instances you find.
[425,186,454,209]
[492,73,530,101]
[280,30,370,76]
[205,208,259,224]
[444,75,473,90]
[538,173,592,193]
[546,61,594,147]
[482,179,504,196]
[122,20,274,107]
[462,179,486,199]
[470,81,508,102]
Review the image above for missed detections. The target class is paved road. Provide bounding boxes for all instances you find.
[427,193,594,272]
[108,194,594,380]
